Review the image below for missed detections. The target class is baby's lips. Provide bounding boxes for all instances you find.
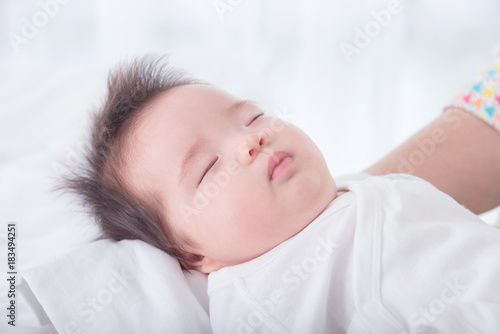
[268,151,293,180]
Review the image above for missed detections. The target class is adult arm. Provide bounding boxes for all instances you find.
[363,107,500,214]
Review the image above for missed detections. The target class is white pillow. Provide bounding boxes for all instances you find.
[20,239,211,334]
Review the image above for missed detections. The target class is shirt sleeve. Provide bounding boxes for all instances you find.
[375,174,500,333]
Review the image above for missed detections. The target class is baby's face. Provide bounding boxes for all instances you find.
[127,84,337,272]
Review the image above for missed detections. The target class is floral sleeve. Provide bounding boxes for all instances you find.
[446,45,500,132]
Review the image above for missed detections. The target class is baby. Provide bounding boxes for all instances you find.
[65,55,500,333]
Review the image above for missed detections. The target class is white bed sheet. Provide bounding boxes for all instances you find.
[18,239,210,334]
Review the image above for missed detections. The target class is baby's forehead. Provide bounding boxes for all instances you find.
[141,85,256,131]
[152,84,240,112]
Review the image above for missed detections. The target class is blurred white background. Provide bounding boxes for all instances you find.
[1,0,500,269]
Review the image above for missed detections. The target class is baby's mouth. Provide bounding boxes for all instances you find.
[268,151,293,181]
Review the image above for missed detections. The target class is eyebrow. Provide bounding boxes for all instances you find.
[178,100,252,186]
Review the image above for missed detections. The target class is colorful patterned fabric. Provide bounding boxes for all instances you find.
[448,45,500,132]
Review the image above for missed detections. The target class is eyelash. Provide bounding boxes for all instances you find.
[248,112,264,126]
[199,156,218,185]
[199,112,265,185]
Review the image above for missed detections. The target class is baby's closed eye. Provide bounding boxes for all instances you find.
[199,156,219,185]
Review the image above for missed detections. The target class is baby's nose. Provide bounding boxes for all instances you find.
[237,132,269,165]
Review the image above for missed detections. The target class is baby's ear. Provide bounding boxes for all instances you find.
[180,255,224,274]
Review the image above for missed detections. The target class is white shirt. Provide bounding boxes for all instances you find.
[208,174,500,334]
